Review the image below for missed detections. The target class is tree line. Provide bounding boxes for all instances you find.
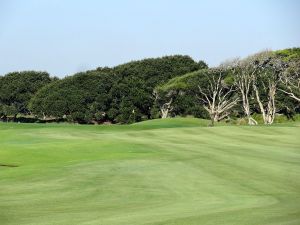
[0,49,299,125]
[155,48,300,125]
[0,55,207,123]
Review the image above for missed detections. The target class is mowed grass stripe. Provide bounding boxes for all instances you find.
[0,118,299,225]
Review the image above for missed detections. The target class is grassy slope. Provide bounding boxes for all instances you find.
[0,118,299,225]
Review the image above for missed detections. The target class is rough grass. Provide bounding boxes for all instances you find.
[0,118,299,225]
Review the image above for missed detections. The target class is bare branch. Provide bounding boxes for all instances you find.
[198,70,238,125]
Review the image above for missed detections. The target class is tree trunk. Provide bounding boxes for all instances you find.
[254,83,276,125]
[161,108,169,119]
[242,96,257,125]
[248,117,258,125]
[265,85,276,124]
[210,114,215,126]
[13,114,17,122]
[160,99,173,119]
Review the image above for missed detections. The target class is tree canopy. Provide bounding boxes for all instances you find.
[0,49,299,125]
[0,71,52,120]
[29,55,206,123]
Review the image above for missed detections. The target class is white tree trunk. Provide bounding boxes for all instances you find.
[234,66,257,126]
[254,83,276,125]
[160,98,173,119]
[42,112,46,120]
[161,108,169,119]
[199,71,239,126]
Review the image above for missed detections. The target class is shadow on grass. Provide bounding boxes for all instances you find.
[0,164,19,167]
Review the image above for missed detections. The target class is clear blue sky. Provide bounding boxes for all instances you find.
[0,0,299,77]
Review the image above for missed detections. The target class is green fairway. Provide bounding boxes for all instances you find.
[0,118,300,225]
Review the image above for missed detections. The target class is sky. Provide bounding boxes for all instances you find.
[0,0,299,77]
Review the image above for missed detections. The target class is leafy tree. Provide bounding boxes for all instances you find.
[0,71,52,120]
[0,56,208,124]
[155,69,237,122]
[108,55,205,123]
[30,70,116,123]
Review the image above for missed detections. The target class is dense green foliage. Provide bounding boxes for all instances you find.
[275,47,300,61]
[29,55,206,123]
[1,118,300,225]
[30,70,116,123]
[0,71,52,121]
[0,49,299,124]
[154,69,214,118]
[107,56,207,123]
[275,48,300,114]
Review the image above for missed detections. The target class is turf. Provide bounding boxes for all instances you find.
[0,118,299,225]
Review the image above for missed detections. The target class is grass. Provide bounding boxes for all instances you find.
[0,118,300,225]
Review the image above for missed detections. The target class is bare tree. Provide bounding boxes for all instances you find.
[279,59,300,102]
[225,58,258,125]
[198,69,239,126]
[251,51,287,124]
[153,90,174,119]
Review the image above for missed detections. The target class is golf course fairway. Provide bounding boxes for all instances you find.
[0,118,300,225]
